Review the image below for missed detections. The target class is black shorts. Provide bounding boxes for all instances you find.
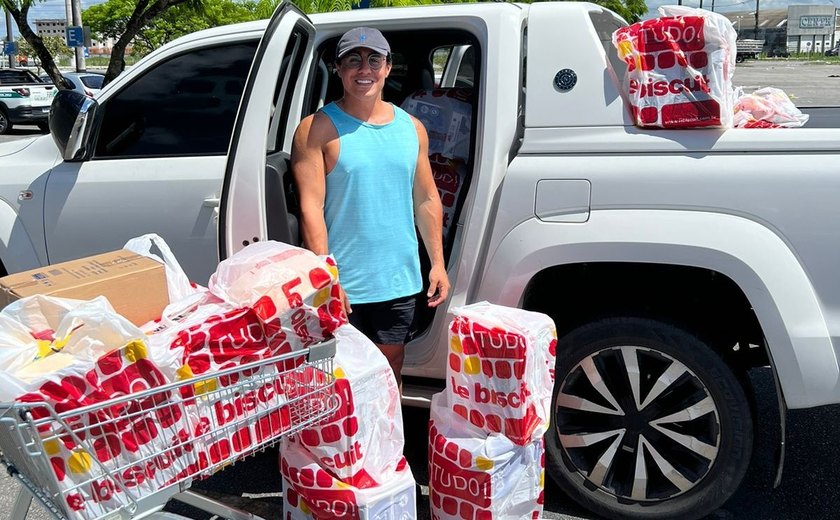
[348,294,417,345]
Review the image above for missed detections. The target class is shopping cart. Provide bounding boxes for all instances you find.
[0,338,339,520]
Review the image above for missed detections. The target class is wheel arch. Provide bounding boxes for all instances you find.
[479,209,833,411]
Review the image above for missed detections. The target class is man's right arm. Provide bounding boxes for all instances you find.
[291,114,329,256]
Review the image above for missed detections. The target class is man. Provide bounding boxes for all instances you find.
[291,27,449,387]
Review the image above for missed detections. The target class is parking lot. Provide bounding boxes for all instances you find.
[1,59,840,519]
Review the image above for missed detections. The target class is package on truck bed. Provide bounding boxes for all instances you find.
[612,6,737,128]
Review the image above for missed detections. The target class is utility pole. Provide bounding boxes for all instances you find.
[4,7,14,68]
[71,0,85,71]
[754,0,760,40]
[700,0,704,10]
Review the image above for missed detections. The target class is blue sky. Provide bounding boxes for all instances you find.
[3,0,840,38]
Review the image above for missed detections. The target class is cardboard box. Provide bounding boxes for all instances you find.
[0,250,169,326]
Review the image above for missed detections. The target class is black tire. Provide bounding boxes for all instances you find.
[0,108,10,135]
[736,54,745,63]
[37,121,50,133]
[546,317,753,520]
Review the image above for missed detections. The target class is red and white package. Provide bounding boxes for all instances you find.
[291,325,404,488]
[281,439,416,520]
[612,6,737,128]
[428,394,545,520]
[429,153,468,247]
[447,302,556,445]
[144,290,298,470]
[0,296,197,520]
[208,241,346,348]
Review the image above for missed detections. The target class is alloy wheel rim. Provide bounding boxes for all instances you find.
[555,345,720,502]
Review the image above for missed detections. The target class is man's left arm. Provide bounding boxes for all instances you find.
[411,116,450,308]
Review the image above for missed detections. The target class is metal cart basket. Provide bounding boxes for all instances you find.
[0,338,338,520]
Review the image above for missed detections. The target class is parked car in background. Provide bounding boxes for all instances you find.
[825,43,840,56]
[0,68,56,134]
[40,72,104,97]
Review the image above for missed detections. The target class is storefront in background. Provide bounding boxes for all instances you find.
[786,5,838,54]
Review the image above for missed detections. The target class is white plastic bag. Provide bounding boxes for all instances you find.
[124,233,199,303]
[281,438,416,520]
[208,241,346,347]
[290,325,405,488]
[428,393,545,520]
[613,6,737,128]
[734,87,810,128]
[446,302,556,445]
[0,295,194,520]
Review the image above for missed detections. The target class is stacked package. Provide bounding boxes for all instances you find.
[401,88,472,246]
[429,302,556,520]
[280,325,417,519]
[612,6,737,128]
[0,240,346,520]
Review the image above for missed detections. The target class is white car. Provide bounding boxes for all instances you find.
[41,72,104,97]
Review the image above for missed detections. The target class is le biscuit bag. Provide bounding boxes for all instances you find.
[612,6,737,128]
[280,438,416,520]
[208,241,346,349]
[447,302,556,445]
[144,290,296,471]
[0,296,195,520]
[291,324,404,488]
[428,393,545,520]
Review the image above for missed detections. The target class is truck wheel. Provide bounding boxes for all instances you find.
[546,317,753,520]
[736,54,745,63]
[0,109,10,135]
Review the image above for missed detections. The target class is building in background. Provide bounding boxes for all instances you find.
[33,18,114,55]
[34,18,66,38]
[786,5,838,54]
[723,5,840,56]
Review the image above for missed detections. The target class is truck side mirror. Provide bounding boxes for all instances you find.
[50,89,99,161]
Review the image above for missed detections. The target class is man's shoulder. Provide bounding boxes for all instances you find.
[298,108,337,142]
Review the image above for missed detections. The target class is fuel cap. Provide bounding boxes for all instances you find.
[554,69,577,92]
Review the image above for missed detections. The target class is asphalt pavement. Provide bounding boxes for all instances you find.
[3,367,840,520]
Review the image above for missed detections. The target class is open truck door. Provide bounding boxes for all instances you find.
[218,1,316,261]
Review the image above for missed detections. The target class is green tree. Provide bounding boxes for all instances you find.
[85,0,254,59]
[82,0,212,84]
[16,35,72,74]
[1,0,67,88]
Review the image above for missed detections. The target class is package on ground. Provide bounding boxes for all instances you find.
[401,88,472,162]
[208,241,346,348]
[447,302,556,445]
[290,325,404,488]
[0,296,197,520]
[428,394,545,520]
[612,6,737,129]
[281,438,416,520]
[0,249,169,326]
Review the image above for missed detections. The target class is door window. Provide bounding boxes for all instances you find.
[94,41,258,159]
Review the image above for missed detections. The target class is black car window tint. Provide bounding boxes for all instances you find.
[94,41,258,159]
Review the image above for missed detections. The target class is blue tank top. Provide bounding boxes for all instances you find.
[321,102,421,304]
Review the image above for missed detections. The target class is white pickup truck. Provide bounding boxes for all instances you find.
[1,2,840,519]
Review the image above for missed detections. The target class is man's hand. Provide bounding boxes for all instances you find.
[340,285,352,316]
[427,264,450,308]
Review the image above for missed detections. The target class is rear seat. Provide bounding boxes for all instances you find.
[401,88,473,259]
